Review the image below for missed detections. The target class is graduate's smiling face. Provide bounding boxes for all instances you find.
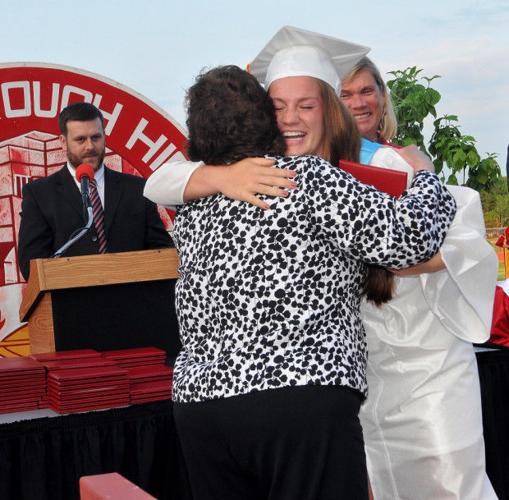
[269,76,326,158]
[60,117,106,171]
[340,69,384,141]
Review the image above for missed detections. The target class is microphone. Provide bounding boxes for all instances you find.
[52,164,95,258]
[76,163,95,207]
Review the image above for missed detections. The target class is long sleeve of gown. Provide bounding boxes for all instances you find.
[144,160,203,207]
[419,185,498,342]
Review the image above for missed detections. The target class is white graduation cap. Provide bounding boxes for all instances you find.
[249,26,370,92]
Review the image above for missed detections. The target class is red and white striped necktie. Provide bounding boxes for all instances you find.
[89,178,107,253]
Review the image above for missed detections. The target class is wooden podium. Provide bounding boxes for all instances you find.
[19,248,181,359]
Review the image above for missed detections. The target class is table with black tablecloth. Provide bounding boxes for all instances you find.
[476,348,509,499]
[0,350,508,500]
[0,401,191,500]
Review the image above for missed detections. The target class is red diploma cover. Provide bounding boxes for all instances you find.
[339,160,408,197]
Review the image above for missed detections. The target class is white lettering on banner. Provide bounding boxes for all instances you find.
[149,150,186,171]
[149,143,177,171]
[1,81,32,117]
[126,118,167,163]
[60,85,94,108]
[33,82,60,118]
[0,80,123,135]
[92,95,123,135]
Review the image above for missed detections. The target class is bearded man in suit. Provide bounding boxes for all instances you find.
[18,102,172,280]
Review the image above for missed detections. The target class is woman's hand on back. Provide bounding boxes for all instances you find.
[220,157,297,209]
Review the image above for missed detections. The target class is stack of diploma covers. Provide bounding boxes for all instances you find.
[101,346,166,368]
[102,347,173,404]
[0,347,173,415]
[0,357,46,413]
[32,350,130,414]
[127,364,173,404]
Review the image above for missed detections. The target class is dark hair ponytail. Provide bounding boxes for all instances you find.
[363,267,395,305]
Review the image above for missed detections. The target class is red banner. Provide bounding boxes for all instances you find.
[0,62,187,356]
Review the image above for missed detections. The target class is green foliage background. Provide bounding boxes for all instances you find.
[387,67,502,195]
[481,177,509,228]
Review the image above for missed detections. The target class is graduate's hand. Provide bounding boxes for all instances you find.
[389,252,445,276]
[221,157,297,210]
[398,145,434,173]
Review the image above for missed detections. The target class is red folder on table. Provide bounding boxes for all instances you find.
[339,160,408,197]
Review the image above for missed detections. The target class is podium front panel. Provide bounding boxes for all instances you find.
[51,279,181,364]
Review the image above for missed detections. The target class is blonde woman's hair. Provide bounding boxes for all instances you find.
[342,57,398,142]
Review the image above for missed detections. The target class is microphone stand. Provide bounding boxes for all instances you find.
[53,204,94,258]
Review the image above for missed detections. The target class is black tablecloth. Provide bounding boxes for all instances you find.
[0,401,190,500]
[477,349,509,500]
[0,350,508,500]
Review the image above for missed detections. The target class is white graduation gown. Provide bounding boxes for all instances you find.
[360,186,498,500]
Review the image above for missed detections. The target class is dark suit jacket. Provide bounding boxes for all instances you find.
[18,165,173,280]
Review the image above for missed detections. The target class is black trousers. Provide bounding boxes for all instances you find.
[173,385,368,500]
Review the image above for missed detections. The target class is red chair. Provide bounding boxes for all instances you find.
[80,472,156,500]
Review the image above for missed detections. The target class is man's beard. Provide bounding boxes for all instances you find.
[67,149,105,171]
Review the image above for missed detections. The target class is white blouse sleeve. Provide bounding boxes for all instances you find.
[144,160,203,208]
[419,185,498,342]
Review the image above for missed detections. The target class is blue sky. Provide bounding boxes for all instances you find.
[1,0,507,170]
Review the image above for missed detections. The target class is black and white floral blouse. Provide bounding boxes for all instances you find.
[172,155,456,404]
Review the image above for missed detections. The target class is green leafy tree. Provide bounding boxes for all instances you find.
[480,176,509,228]
[387,67,501,191]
